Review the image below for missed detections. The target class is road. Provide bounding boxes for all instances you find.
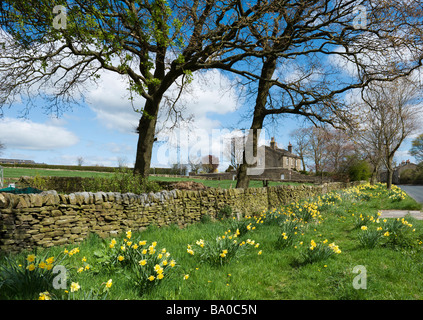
[398,185,423,204]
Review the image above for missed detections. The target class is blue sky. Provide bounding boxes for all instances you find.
[0,68,286,169]
[0,66,418,171]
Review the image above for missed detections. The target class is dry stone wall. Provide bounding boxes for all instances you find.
[0,182,355,252]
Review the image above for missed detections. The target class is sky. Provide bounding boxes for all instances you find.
[0,67,304,170]
[0,63,419,172]
[0,21,421,172]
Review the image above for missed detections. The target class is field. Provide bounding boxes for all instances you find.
[1,166,310,189]
[1,183,423,300]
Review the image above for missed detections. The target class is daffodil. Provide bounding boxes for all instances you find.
[46,257,54,264]
[139,259,147,266]
[27,254,36,263]
[70,282,80,292]
[38,292,51,300]
[105,279,113,288]
[154,264,163,274]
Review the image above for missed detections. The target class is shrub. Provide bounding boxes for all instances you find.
[348,159,372,181]
[23,168,162,194]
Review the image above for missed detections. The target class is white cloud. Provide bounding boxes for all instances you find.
[85,71,141,134]
[0,117,79,150]
[85,68,240,136]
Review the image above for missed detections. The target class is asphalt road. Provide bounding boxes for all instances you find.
[398,185,423,204]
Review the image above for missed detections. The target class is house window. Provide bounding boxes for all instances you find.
[286,158,289,166]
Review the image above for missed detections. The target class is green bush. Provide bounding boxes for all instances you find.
[348,160,371,181]
[23,168,162,194]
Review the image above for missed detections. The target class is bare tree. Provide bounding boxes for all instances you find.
[231,0,423,188]
[324,128,356,173]
[289,127,310,172]
[410,134,423,164]
[76,156,84,166]
[303,127,330,174]
[188,156,202,175]
[350,110,385,184]
[355,77,422,189]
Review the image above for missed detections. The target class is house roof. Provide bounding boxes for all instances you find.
[262,145,301,159]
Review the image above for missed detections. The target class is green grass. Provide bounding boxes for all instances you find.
[3,167,112,179]
[2,167,311,189]
[1,183,423,300]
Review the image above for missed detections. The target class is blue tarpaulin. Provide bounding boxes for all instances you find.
[0,187,43,194]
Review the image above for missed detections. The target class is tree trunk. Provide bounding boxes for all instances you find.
[370,166,379,185]
[133,97,161,178]
[235,119,264,189]
[387,168,393,190]
[235,56,277,189]
[386,156,394,190]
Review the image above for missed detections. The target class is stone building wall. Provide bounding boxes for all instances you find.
[0,182,355,252]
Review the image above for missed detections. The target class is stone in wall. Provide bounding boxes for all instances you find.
[0,182,359,252]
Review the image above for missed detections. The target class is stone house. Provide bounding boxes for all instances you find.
[253,137,309,181]
[380,159,418,184]
[258,137,302,171]
[190,137,312,181]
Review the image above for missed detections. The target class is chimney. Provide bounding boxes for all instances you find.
[270,137,277,149]
[288,142,293,153]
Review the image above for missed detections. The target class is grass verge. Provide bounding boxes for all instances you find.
[1,183,423,300]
